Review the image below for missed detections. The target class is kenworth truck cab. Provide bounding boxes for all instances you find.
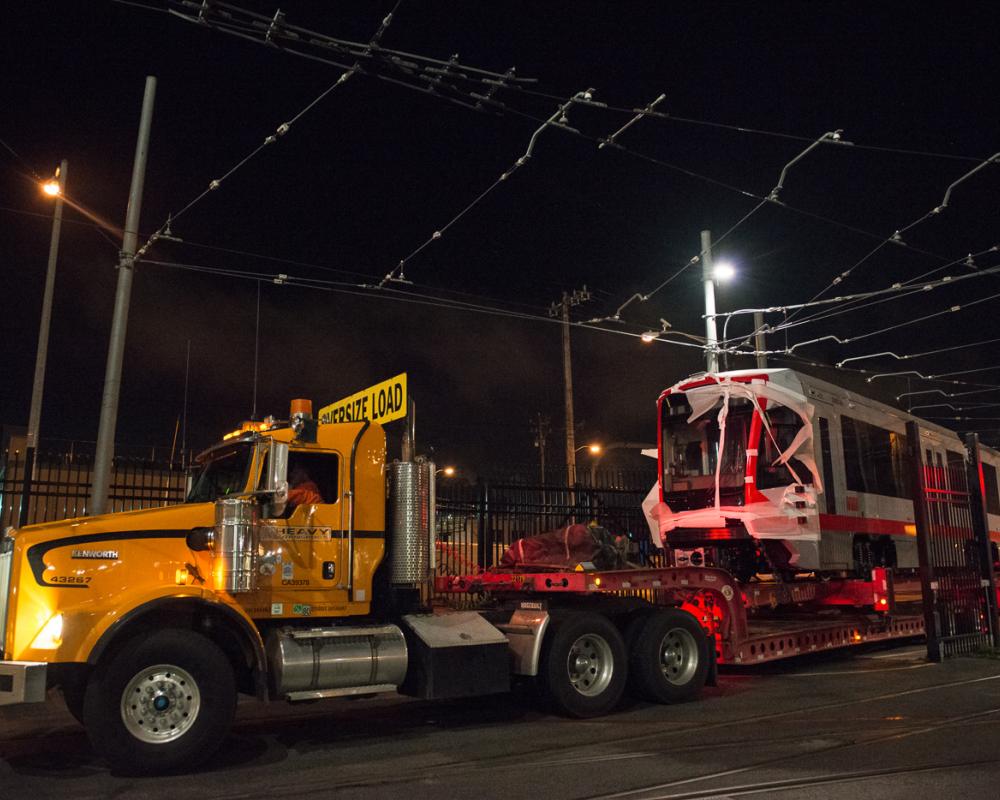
[0,400,514,772]
[0,399,714,774]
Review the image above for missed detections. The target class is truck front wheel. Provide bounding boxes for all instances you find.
[82,628,237,774]
[628,608,708,704]
[540,613,627,718]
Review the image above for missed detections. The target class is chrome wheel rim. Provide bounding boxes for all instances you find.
[659,627,699,686]
[566,633,614,697]
[120,664,201,744]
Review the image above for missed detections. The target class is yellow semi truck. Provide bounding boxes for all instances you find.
[0,399,712,774]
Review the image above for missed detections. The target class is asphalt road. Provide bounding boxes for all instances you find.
[3,643,1000,799]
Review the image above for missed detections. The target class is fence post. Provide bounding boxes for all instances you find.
[476,479,490,570]
[905,420,941,662]
[17,448,35,528]
[964,433,999,648]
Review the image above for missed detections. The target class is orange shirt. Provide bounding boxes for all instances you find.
[287,480,323,506]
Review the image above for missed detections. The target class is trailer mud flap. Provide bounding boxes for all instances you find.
[399,612,510,699]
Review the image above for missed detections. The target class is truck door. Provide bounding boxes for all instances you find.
[257,449,349,611]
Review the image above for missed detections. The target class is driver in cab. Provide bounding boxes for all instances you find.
[287,463,323,509]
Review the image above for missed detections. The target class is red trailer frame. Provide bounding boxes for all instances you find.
[435,566,927,665]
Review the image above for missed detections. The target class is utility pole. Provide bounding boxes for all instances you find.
[19,160,68,527]
[701,230,719,373]
[530,412,550,484]
[754,310,767,369]
[549,286,590,485]
[90,76,157,515]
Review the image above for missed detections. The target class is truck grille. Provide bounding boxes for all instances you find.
[0,536,13,660]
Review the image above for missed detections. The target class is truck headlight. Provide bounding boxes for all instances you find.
[31,613,64,650]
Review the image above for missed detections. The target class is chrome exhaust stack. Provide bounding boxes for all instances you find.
[387,458,435,586]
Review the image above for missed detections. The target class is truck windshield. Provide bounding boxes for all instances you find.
[186,443,254,503]
[661,393,752,498]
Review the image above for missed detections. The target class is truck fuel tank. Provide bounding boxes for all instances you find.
[267,625,408,701]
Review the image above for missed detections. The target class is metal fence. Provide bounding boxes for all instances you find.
[907,422,999,659]
[435,479,655,577]
[0,448,189,529]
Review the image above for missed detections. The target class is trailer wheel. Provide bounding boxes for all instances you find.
[540,613,627,718]
[82,629,236,774]
[629,609,708,704]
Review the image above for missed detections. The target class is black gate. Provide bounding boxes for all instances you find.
[906,422,999,659]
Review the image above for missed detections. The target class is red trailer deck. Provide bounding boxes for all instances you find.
[435,566,927,665]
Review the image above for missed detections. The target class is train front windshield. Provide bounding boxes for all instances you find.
[661,390,812,510]
[661,393,753,506]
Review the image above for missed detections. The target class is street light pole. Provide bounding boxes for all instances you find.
[701,229,719,373]
[90,76,157,515]
[19,160,68,527]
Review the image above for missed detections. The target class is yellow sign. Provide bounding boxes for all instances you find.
[318,373,408,426]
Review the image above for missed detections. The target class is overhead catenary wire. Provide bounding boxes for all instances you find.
[134,67,358,261]
[141,257,709,351]
[866,364,1000,383]
[782,289,1000,353]
[585,129,848,328]
[769,243,1000,335]
[152,0,996,348]
[377,89,592,288]
[510,87,989,163]
[714,248,1000,347]
[837,335,1000,368]
[780,150,1000,327]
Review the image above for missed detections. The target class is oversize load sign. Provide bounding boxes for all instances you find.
[318,373,407,426]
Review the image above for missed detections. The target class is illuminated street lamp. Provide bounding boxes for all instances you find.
[575,443,601,454]
[589,441,656,486]
[20,160,68,526]
[702,230,735,373]
[436,466,456,477]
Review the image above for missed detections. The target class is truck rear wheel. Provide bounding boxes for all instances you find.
[628,608,708,704]
[540,613,627,718]
[82,629,236,774]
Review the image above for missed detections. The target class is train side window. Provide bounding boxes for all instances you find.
[818,417,837,514]
[840,415,910,499]
[840,416,867,493]
[982,463,1000,515]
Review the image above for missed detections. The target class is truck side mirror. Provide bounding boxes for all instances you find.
[263,439,289,518]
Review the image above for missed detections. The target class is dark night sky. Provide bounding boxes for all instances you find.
[2,1,999,469]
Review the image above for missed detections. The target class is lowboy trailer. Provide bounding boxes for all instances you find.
[438,565,926,669]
